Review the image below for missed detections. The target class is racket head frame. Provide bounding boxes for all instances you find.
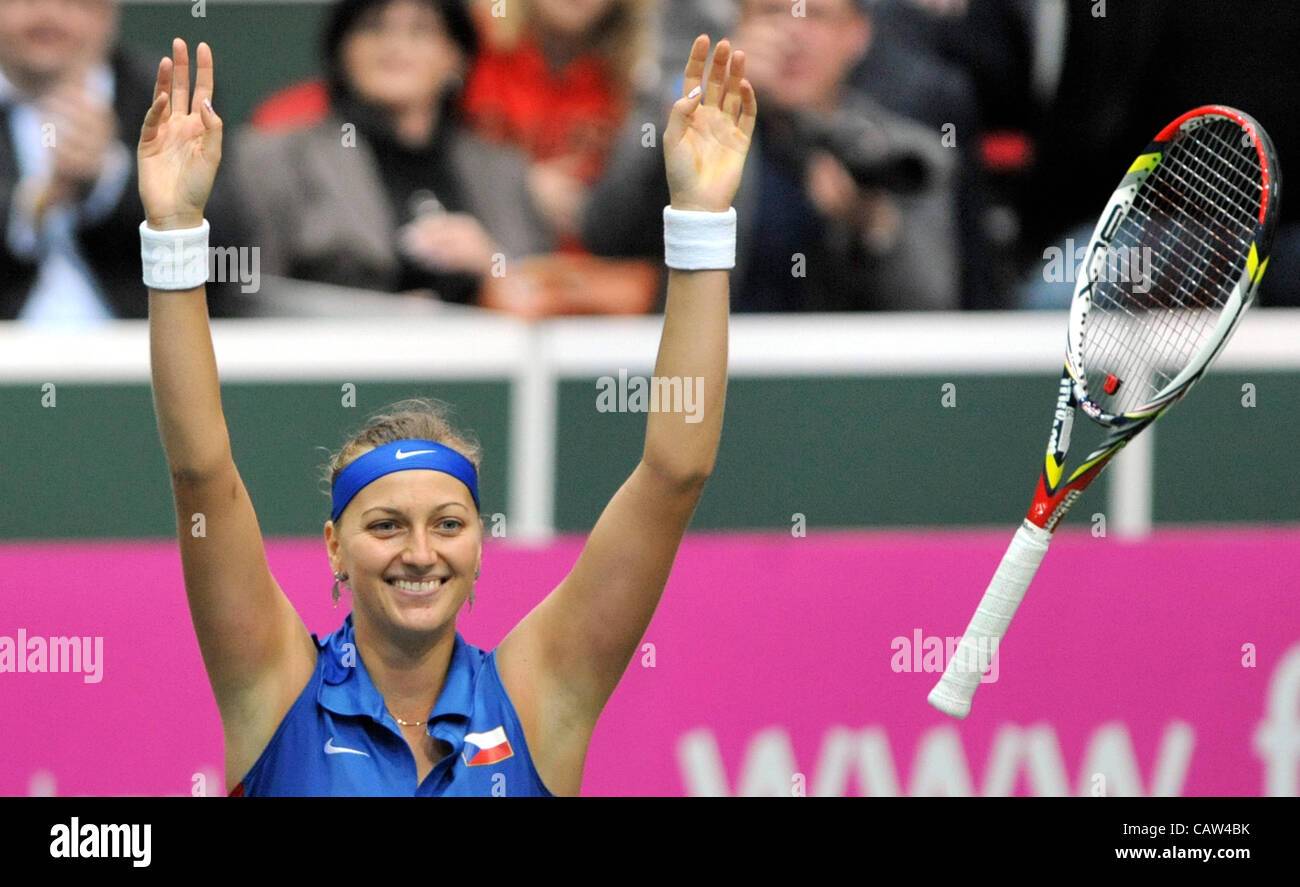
[1065,105,1281,427]
[1032,105,1281,531]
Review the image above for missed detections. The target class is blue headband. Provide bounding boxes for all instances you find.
[331,439,480,523]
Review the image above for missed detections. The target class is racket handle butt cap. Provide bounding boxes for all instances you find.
[927,687,971,720]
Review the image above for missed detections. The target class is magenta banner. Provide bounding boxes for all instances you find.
[2,529,1297,796]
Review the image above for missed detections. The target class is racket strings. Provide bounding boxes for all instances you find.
[1121,133,1256,371]
[1114,177,1240,386]
[1088,203,1230,402]
[1138,125,1259,368]
[1143,135,1257,277]
[1144,140,1256,273]
[1188,124,1266,214]
[1081,117,1261,415]
[1126,125,1254,339]
[1161,126,1264,222]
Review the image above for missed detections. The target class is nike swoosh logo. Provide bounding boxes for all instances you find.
[324,737,370,757]
[395,448,437,460]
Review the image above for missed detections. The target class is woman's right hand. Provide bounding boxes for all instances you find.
[138,38,223,230]
[527,155,586,238]
[399,212,502,275]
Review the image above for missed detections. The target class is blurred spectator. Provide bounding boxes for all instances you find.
[460,0,659,249]
[0,0,248,322]
[1146,0,1300,308]
[1016,0,1300,309]
[880,0,1034,133]
[856,0,1031,308]
[582,0,959,311]
[232,0,551,306]
[1014,0,1168,309]
[654,0,730,91]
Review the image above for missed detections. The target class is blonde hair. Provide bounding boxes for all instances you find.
[473,0,660,97]
[320,397,482,519]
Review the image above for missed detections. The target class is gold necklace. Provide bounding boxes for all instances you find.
[389,710,426,727]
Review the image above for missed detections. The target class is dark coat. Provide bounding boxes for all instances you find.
[0,46,252,319]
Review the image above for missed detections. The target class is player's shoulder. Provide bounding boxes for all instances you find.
[472,633,576,795]
[459,632,500,692]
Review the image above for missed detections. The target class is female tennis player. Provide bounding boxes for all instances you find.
[139,35,755,795]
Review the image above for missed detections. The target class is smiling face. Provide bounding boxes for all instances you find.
[325,467,482,638]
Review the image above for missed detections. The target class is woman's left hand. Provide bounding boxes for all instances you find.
[663,35,757,213]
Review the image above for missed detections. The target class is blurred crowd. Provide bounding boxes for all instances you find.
[2,0,1297,323]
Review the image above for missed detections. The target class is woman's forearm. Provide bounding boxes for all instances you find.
[642,267,729,484]
[139,40,233,480]
[149,286,233,479]
[640,34,753,484]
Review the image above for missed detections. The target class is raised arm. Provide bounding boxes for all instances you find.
[496,35,755,785]
[140,39,313,782]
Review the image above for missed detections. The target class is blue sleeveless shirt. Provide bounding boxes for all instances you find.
[230,613,554,796]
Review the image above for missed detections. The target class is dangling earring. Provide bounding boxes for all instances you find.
[332,571,348,608]
[468,567,479,612]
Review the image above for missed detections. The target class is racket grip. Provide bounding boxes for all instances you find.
[927,520,1052,719]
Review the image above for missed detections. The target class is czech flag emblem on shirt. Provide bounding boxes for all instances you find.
[462,727,514,766]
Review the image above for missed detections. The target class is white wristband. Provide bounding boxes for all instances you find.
[663,206,736,270]
[140,219,210,290]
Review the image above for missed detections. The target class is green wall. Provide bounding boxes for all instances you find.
[119,2,331,129]
[5,371,1295,540]
[1152,372,1300,522]
[556,374,1059,531]
[0,381,510,540]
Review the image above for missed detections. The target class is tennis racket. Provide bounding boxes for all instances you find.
[928,105,1282,719]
